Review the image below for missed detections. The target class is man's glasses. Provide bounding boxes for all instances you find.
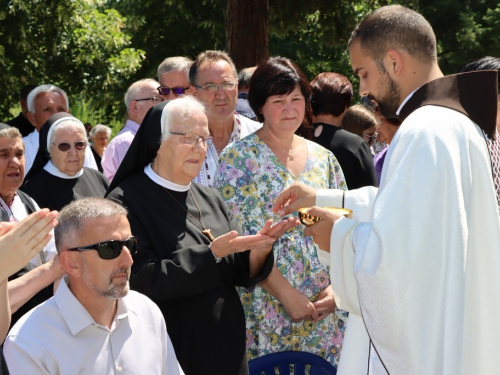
[364,133,379,145]
[135,96,163,104]
[169,131,211,145]
[194,82,238,92]
[157,86,190,97]
[68,236,138,260]
[52,141,87,152]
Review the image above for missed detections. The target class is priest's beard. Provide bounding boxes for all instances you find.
[371,70,402,119]
[80,257,130,299]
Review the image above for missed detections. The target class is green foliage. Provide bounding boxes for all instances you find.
[0,0,144,122]
[418,0,500,73]
[107,0,226,80]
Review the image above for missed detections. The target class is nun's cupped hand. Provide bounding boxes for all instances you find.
[210,231,276,258]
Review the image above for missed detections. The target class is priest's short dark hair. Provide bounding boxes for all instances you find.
[349,5,437,69]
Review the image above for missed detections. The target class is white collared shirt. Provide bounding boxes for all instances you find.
[193,113,261,187]
[4,277,184,375]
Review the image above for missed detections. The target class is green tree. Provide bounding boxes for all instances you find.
[0,0,144,121]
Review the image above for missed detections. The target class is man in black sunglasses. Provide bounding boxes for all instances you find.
[4,197,184,374]
[157,56,195,101]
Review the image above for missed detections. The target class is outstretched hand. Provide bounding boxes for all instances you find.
[0,209,58,280]
[272,182,318,217]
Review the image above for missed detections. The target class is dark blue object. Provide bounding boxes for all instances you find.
[248,351,337,375]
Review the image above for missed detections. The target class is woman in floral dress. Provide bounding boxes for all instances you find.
[215,57,347,367]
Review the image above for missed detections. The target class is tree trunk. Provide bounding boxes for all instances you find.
[226,0,269,70]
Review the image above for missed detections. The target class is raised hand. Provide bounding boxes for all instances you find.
[272,182,318,217]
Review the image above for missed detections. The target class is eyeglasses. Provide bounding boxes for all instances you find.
[364,133,379,145]
[135,96,164,104]
[169,131,212,145]
[68,236,138,260]
[52,141,87,152]
[194,82,238,92]
[157,86,190,97]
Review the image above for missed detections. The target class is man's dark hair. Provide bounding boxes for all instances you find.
[20,84,37,101]
[188,50,237,86]
[349,5,437,69]
[248,56,312,139]
[310,73,353,117]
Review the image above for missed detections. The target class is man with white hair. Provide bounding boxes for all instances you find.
[101,79,161,182]
[4,197,184,375]
[23,84,97,175]
[157,56,194,101]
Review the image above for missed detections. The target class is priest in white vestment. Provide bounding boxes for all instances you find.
[274,5,500,375]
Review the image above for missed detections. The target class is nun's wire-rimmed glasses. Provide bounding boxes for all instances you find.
[169,131,212,146]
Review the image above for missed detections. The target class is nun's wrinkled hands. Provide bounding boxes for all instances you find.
[210,231,275,258]
[0,209,58,280]
[273,182,318,217]
[252,218,300,252]
[210,218,300,258]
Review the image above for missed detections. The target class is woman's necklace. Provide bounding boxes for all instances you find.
[262,126,295,161]
[163,188,215,242]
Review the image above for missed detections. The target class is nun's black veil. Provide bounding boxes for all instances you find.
[23,112,76,185]
[105,101,167,195]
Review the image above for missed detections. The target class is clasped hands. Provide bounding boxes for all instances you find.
[210,217,300,258]
[272,182,344,252]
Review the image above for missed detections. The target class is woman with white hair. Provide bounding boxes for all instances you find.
[106,97,298,375]
[22,113,109,211]
[88,124,111,173]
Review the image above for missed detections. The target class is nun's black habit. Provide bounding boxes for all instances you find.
[106,102,273,375]
[21,113,108,211]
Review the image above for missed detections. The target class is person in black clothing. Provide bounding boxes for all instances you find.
[5,84,37,137]
[310,72,377,188]
[106,96,298,375]
[22,113,108,212]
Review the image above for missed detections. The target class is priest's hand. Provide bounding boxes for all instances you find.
[312,285,336,322]
[273,182,318,217]
[281,288,319,322]
[303,207,343,252]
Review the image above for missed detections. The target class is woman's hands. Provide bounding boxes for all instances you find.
[312,285,336,322]
[280,288,318,322]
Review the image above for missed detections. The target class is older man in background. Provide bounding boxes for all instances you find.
[101,79,161,182]
[23,84,97,175]
[189,50,261,187]
[157,56,194,101]
[6,84,37,137]
[4,197,183,375]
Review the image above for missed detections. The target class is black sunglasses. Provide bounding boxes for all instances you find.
[157,86,189,96]
[68,236,138,260]
[53,141,87,152]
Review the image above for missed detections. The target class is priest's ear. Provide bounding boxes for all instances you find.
[383,49,404,76]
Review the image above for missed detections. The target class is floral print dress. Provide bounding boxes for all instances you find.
[215,133,348,367]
